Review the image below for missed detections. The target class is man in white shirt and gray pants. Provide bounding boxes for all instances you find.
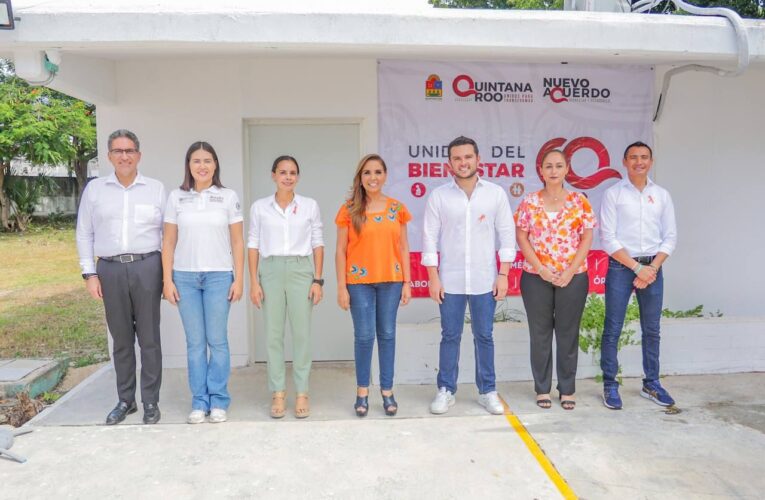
[599,141,677,410]
[76,129,166,425]
[422,136,516,415]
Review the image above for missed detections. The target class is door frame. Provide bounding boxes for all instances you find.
[242,117,365,364]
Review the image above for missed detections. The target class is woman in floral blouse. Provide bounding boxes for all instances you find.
[515,149,595,411]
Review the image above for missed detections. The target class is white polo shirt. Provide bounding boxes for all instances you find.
[164,185,244,272]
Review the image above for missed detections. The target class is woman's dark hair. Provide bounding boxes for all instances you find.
[271,155,300,174]
[540,148,567,166]
[538,149,568,186]
[181,141,224,191]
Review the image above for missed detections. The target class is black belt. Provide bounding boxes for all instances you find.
[100,251,159,264]
[633,255,655,265]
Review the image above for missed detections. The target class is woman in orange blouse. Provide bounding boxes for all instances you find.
[335,154,411,417]
[515,149,595,411]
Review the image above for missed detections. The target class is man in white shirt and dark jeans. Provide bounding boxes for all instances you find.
[422,136,516,415]
[599,141,677,410]
[76,129,166,425]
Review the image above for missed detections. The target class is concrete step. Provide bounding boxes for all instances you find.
[0,359,67,399]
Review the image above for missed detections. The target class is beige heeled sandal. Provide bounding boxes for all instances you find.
[295,393,310,419]
[270,391,286,419]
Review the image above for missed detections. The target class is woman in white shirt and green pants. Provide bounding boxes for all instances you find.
[248,155,325,419]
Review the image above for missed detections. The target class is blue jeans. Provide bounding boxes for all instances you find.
[347,282,403,390]
[438,292,497,395]
[173,271,233,411]
[601,258,664,389]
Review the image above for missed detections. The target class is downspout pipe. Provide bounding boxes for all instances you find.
[651,0,750,121]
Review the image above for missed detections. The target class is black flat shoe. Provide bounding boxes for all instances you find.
[354,395,369,418]
[381,392,398,416]
[143,403,161,424]
[105,400,137,425]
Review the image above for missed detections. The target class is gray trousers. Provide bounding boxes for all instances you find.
[520,271,588,396]
[97,252,163,404]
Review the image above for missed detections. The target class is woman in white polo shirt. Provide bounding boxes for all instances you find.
[161,141,245,424]
[248,155,324,419]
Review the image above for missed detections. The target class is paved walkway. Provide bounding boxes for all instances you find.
[1,366,764,499]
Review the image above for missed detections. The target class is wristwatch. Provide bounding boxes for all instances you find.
[82,273,98,280]
[312,278,324,286]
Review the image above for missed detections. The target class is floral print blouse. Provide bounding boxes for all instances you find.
[514,191,596,274]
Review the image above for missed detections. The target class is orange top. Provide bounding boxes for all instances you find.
[335,197,411,284]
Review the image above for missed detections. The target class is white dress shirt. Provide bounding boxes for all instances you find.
[422,178,516,295]
[164,186,244,272]
[600,177,677,257]
[76,172,166,275]
[247,194,324,257]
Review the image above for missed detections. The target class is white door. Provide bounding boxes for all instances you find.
[247,122,359,361]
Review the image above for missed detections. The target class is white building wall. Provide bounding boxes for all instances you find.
[94,56,765,367]
[654,67,765,316]
[97,57,382,367]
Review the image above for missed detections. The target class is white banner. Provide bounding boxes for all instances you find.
[378,60,654,255]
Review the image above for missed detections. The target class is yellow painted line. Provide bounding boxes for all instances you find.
[500,398,578,500]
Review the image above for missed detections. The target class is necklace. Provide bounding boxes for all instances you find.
[545,188,565,202]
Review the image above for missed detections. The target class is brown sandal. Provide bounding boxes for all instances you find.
[270,391,286,419]
[295,394,310,419]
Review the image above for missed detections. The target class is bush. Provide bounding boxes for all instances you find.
[579,293,710,382]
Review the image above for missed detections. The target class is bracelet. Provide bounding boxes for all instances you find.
[633,263,643,274]
[647,264,658,271]
[498,273,508,277]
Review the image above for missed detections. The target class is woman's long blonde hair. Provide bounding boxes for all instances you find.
[347,154,387,235]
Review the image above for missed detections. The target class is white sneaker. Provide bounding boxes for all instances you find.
[430,387,455,414]
[187,410,206,424]
[477,391,505,415]
[209,408,227,423]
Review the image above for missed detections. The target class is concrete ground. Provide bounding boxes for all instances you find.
[1,365,763,499]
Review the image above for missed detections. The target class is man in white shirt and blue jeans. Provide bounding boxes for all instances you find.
[76,129,166,425]
[599,141,677,410]
[422,136,516,415]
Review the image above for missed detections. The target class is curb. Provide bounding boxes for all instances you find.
[0,359,68,400]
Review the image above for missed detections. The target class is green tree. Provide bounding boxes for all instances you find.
[64,99,97,209]
[5,174,57,231]
[0,60,96,230]
[429,0,563,8]
[429,0,764,18]
[649,1,764,18]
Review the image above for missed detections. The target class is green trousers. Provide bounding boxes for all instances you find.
[259,255,314,394]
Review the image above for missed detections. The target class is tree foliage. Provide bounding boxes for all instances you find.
[0,59,96,231]
[649,1,764,18]
[5,174,57,231]
[430,0,563,8]
[429,0,764,18]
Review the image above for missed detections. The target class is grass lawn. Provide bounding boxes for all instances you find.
[0,222,108,365]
